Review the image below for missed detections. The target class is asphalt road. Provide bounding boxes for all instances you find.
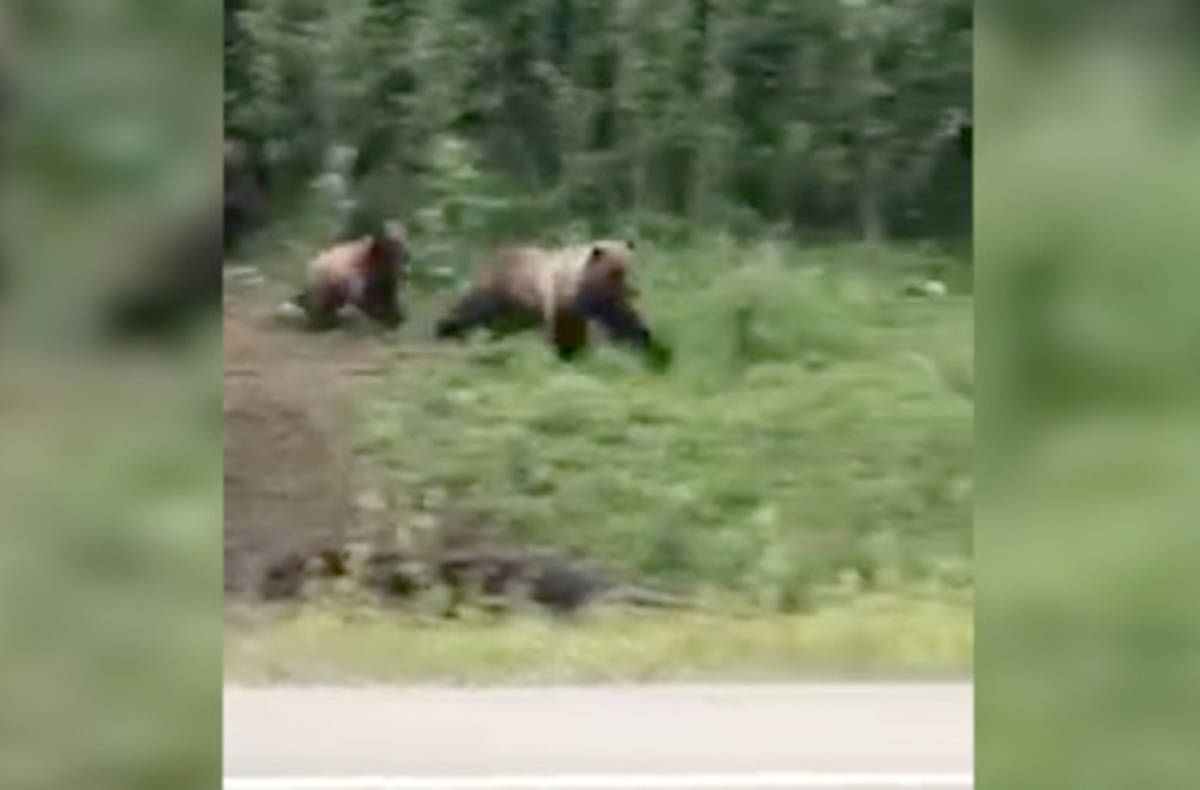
[223,682,973,790]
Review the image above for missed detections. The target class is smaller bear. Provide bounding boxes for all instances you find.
[291,220,410,330]
[435,239,671,368]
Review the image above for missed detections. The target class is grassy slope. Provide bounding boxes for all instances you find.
[226,235,973,682]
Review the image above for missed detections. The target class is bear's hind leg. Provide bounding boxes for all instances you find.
[359,288,405,330]
[296,286,343,330]
[435,291,497,339]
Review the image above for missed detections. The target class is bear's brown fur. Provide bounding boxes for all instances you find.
[293,220,409,330]
[435,239,670,366]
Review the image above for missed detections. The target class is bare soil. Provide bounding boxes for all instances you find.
[222,276,391,597]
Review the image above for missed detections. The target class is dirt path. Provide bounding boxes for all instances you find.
[222,274,397,597]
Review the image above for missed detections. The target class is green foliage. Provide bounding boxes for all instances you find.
[226,595,972,684]
[1,338,222,790]
[225,0,971,242]
[355,240,972,611]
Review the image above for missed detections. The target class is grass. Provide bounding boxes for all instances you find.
[229,232,973,682]
[360,236,972,604]
[225,585,972,684]
[2,325,223,788]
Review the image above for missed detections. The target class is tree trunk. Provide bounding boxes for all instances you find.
[854,47,886,242]
[858,143,886,243]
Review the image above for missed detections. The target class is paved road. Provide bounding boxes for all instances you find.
[224,683,972,790]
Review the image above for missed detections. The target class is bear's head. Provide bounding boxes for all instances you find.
[580,238,672,370]
[582,239,638,301]
[361,220,410,328]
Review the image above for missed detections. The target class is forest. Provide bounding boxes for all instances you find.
[224,0,971,246]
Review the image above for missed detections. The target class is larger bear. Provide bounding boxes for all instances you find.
[435,239,671,368]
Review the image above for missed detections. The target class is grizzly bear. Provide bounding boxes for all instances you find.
[435,239,671,367]
[292,220,409,330]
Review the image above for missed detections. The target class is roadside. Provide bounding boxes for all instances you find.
[225,595,971,685]
[223,682,974,783]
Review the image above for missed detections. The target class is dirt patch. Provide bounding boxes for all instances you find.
[223,280,389,597]
[222,280,689,617]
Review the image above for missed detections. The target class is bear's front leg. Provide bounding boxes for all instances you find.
[550,310,589,361]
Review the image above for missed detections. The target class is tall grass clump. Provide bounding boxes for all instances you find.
[662,261,867,386]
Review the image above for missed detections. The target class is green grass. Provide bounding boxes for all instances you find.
[229,233,973,681]
[225,586,972,684]
[360,237,972,608]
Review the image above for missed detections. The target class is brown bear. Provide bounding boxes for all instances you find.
[292,220,410,330]
[435,239,671,367]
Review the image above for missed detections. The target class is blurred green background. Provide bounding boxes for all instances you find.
[978,3,1200,788]
[0,1,221,789]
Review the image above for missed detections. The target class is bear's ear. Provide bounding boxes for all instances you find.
[625,239,636,251]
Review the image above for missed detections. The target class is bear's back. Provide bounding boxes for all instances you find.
[308,237,373,300]
[478,245,577,315]
[484,241,632,319]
